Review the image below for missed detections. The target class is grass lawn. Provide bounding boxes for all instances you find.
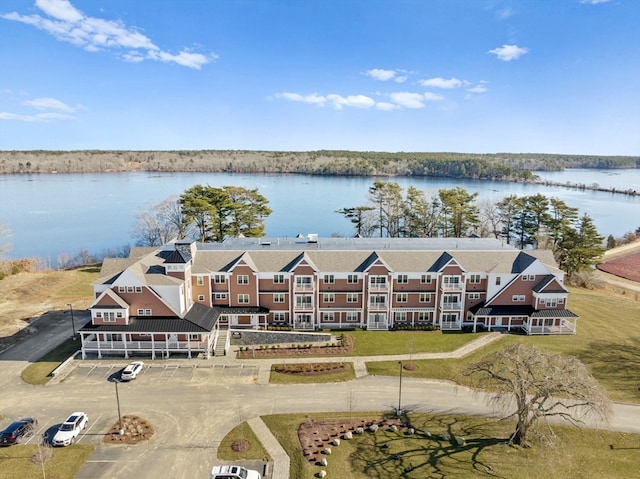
[20,338,81,385]
[218,422,271,462]
[367,287,640,403]
[269,362,356,384]
[53,265,100,298]
[342,329,486,356]
[0,444,94,479]
[261,412,640,479]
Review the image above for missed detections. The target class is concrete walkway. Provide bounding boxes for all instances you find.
[239,332,503,478]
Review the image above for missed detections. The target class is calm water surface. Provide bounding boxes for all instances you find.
[0,170,638,264]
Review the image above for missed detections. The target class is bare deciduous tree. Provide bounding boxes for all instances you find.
[464,344,611,447]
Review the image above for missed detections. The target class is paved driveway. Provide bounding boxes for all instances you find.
[1,326,639,479]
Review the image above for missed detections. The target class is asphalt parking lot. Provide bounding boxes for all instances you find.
[62,362,261,385]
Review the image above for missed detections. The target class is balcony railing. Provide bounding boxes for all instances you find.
[293,321,315,330]
[294,284,314,291]
[441,302,462,310]
[369,283,388,291]
[368,302,388,310]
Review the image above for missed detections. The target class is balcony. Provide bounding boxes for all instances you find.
[441,302,462,310]
[368,302,388,310]
[294,283,314,292]
[368,283,389,291]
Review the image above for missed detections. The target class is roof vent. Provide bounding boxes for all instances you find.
[307,233,318,243]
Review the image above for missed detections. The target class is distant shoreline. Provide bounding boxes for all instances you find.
[0,150,637,196]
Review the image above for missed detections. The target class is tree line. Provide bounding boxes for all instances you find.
[1,150,637,178]
[337,180,607,278]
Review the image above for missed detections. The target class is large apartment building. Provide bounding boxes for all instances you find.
[80,236,577,359]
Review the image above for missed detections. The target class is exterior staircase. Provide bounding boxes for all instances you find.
[214,327,229,356]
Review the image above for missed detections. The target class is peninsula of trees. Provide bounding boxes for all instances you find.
[1,150,638,180]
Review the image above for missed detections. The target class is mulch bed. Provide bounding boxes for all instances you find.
[237,335,353,358]
[298,417,407,464]
[273,362,351,376]
[597,252,640,282]
[103,415,154,444]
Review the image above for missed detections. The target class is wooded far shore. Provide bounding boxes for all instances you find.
[1,150,638,179]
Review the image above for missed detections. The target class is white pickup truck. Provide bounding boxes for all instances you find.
[210,465,261,479]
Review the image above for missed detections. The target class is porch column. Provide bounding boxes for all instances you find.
[123,333,129,359]
[508,316,512,332]
[187,334,192,359]
[151,335,156,360]
[472,315,477,333]
[165,333,169,359]
[81,332,86,359]
[97,333,102,359]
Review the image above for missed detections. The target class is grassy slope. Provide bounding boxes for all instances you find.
[367,287,640,403]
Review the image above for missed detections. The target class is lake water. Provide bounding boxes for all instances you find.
[0,169,638,265]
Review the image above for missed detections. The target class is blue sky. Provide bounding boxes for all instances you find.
[1,0,638,155]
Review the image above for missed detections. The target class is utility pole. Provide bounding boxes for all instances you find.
[397,361,403,415]
[67,303,76,340]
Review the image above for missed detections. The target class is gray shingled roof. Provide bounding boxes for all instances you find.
[531,309,578,318]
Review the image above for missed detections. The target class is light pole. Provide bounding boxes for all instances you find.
[67,303,76,340]
[397,361,403,415]
[114,380,124,435]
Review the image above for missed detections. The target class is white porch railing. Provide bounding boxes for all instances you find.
[82,340,209,351]
[367,320,389,330]
[440,320,462,330]
[293,321,315,330]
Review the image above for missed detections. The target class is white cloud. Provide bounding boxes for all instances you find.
[580,0,610,4]
[394,75,408,84]
[419,77,464,89]
[0,111,75,122]
[466,82,488,94]
[277,92,326,106]
[390,92,427,109]
[327,94,376,110]
[23,97,77,112]
[1,0,213,69]
[375,102,398,111]
[365,68,397,81]
[488,44,529,61]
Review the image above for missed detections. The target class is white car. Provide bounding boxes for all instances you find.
[211,465,261,479]
[52,412,88,446]
[121,361,145,381]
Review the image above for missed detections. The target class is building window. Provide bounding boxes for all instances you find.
[496,277,501,285]
[127,286,134,293]
[395,311,407,322]
[237,275,249,285]
[443,295,459,305]
[419,293,431,303]
[273,274,285,284]
[295,276,313,289]
[544,298,558,307]
[443,276,460,287]
[116,312,123,318]
[469,274,481,284]
[118,286,125,293]
[421,274,432,284]
[273,293,285,303]
[522,274,536,281]
[396,293,407,303]
[370,295,386,306]
[347,293,358,303]
[188,334,199,341]
[273,312,286,322]
[145,309,151,316]
[295,295,313,308]
[468,293,481,300]
[238,294,249,304]
[137,309,144,315]
[198,295,205,301]
[215,293,227,300]
[418,311,431,322]
[442,313,458,323]
[370,276,387,285]
[512,295,526,302]
[214,274,226,284]
[397,274,408,284]
[323,293,335,303]
[197,276,204,286]
[322,312,334,322]
[135,286,142,293]
[323,274,334,284]
[347,274,358,284]
[103,312,116,322]
[346,312,358,322]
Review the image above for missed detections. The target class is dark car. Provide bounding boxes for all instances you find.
[0,418,37,445]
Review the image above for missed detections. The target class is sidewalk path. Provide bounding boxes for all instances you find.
[247,417,289,479]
